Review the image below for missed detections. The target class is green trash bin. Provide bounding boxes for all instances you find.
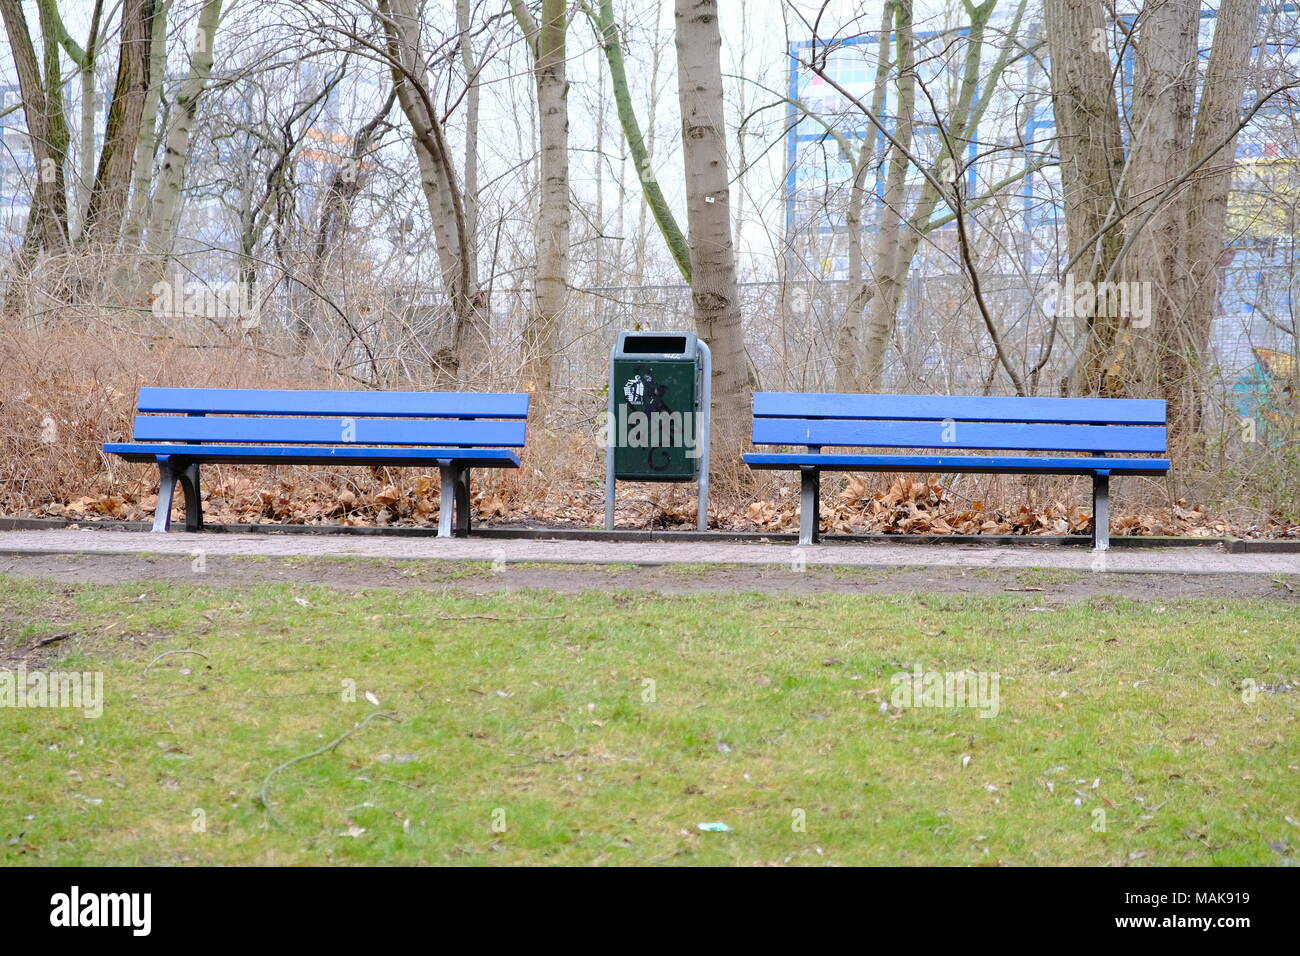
[605,331,712,529]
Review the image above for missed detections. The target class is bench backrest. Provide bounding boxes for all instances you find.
[751,393,1167,454]
[132,387,529,447]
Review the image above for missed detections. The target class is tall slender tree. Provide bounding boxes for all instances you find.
[586,0,691,280]
[675,0,748,481]
[0,0,70,271]
[512,0,571,420]
[1045,0,1261,441]
[143,0,225,279]
[81,0,158,250]
[378,0,490,380]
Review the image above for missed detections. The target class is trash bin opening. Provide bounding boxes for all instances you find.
[621,334,688,354]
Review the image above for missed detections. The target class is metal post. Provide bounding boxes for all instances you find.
[696,340,712,531]
[179,463,204,531]
[799,467,820,546]
[1091,472,1110,552]
[454,468,472,536]
[438,463,456,538]
[604,340,618,530]
[152,457,175,533]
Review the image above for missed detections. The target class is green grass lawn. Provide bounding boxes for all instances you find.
[1,572,1297,865]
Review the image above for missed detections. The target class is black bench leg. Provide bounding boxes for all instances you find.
[799,467,821,546]
[153,462,177,533]
[454,468,471,537]
[177,463,204,531]
[1091,473,1110,552]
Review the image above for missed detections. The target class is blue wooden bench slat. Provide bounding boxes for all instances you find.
[753,392,1167,425]
[752,419,1167,453]
[744,392,1171,550]
[744,453,1171,476]
[136,387,531,419]
[105,387,530,537]
[104,444,522,467]
[133,415,527,447]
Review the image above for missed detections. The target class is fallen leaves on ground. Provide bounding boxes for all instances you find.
[21,470,1297,540]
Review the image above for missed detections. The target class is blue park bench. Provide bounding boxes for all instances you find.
[104,387,529,536]
[743,393,1171,550]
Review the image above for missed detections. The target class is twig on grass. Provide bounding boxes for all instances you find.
[257,711,401,824]
[142,649,210,675]
[438,614,568,622]
[26,632,73,651]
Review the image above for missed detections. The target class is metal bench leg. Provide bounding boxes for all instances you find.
[1091,473,1110,552]
[453,468,472,537]
[153,462,176,533]
[178,463,204,531]
[799,467,820,546]
[437,465,457,538]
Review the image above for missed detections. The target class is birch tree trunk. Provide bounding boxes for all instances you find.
[849,0,1013,392]
[675,0,748,482]
[513,0,571,421]
[836,0,897,392]
[141,0,223,290]
[457,0,479,260]
[75,3,105,236]
[122,0,170,250]
[860,0,915,391]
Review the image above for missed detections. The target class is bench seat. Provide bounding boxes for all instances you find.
[745,453,1170,476]
[104,387,529,536]
[103,444,521,468]
[743,392,1171,550]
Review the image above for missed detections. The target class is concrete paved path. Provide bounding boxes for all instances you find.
[1,528,1297,575]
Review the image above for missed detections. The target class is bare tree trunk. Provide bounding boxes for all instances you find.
[34,0,71,252]
[380,0,489,382]
[304,88,395,341]
[122,0,170,250]
[634,7,667,279]
[591,0,691,280]
[835,0,894,392]
[457,0,479,260]
[675,0,748,481]
[513,0,570,420]
[143,0,223,281]
[1046,0,1262,447]
[1180,0,1259,423]
[0,0,70,275]
[1044,0,1126,395]
[805,0,1026,394]
[35,0,102,235]
[860,0,915,391]
[81,0,157,250]
[1121,0,1199,427]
